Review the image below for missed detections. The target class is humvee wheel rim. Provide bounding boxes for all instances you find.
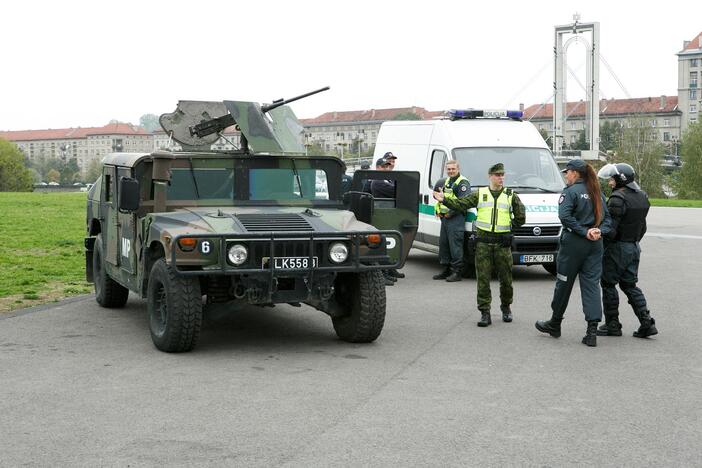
[151,283,167,336]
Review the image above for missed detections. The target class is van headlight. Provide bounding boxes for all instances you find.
[227,244,248,266]
[329,242,348,263]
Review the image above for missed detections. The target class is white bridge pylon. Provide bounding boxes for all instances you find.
[553,17,600,158]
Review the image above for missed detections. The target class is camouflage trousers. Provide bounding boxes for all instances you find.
[475,242,513,312]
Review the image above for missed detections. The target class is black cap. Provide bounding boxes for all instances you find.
[384,152,397,159]
[561,159,587,173]
[375,157,390,167]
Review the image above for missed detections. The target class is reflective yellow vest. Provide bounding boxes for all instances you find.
[476,186,513,233]
[435,175,469,215]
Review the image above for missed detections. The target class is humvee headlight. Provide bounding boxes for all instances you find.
[329,242,348,263]
[227,244,248,266]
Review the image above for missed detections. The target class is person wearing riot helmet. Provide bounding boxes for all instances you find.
[596,163,658,338]
[535,159,612,347]
[432,160,471,282]
[434,163,525,326]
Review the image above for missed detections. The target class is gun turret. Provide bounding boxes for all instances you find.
[160,87,329,153]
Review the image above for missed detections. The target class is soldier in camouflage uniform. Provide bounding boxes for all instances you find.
[434,163,525,326]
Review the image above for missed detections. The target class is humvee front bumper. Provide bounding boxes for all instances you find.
[168,230,403,277]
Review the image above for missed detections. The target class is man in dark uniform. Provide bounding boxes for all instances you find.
[434,163,526,326]
[432,160,471,282]
[597,163,658,338]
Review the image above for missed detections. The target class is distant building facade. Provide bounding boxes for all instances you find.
[678,31,702,133]
[300,107,442,158]
[0,123,151,175]
[523,96,682,151]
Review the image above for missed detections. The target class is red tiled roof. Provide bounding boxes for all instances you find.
[301,107,443,124]
[523,96,679,120]
[682,32,702,51]
[0,122,148,142]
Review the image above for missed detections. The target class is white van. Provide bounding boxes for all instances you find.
[374,109,565,275]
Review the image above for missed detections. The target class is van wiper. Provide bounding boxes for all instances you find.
[510,185,560,193]
[291,159,304,198]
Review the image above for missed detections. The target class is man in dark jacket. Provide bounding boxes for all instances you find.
[597,163,658,338]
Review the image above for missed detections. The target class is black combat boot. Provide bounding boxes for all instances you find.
[445,270,462,282]
[582,321,598,347]
[500,304,513,322]
[535,316,562,338]
[477,311,492,327]
[633,311,658,338]
[597,320,622,336]
[389,269,405,279]
[598,310,622,336]
[433,267,451,280]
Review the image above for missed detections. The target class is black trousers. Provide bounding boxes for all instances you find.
[601,241,648,319]
[438,215,465,271]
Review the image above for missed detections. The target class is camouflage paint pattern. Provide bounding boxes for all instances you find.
[87,152,418,298]
[475,242,514,312]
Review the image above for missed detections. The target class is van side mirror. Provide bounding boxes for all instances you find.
[119,177,140,212]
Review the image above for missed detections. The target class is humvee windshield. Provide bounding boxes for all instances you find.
[159,156,337,204]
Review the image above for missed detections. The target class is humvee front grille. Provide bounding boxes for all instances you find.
[236,214,313,232]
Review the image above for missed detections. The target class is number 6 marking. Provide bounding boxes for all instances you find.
[200,240,211,254]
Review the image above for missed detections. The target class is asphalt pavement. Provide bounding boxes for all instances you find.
[1,207,701,467]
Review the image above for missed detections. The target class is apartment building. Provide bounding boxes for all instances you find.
[0,123,151,173]
[300,107,442,157]
[523,96,682,149]
[678,31,702,133]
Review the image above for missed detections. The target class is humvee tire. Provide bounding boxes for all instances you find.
[147,258,203,353]
[93,234,129,308]
[332,270,386,343]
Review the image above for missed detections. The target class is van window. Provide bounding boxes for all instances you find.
[453,147,564,192]
[429,150,447,188]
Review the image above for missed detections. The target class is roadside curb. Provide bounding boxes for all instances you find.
[0,294,93,321]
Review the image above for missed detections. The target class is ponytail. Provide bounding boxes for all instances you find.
[583,164,603,227]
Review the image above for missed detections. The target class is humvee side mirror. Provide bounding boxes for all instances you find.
[343,191,374,224]
[119,177,140,212]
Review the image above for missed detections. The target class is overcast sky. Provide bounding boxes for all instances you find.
[1,0,700,131]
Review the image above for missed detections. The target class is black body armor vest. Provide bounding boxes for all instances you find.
[611,189,650,242]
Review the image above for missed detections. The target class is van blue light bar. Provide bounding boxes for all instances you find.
[447,109,523,121]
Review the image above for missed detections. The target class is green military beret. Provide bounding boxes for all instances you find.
[488,163,505,174]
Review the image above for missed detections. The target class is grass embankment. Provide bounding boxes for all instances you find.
[649,198,702,208]
[0,192,91,312]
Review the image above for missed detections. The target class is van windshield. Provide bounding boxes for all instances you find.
[453,147,565,192]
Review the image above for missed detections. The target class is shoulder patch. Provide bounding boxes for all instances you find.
[461,185,467,192]
[558,194,565,205]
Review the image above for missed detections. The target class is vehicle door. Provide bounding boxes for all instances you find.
[351,170,420,268]
[117,167,136,274]
[101,165,120,266]
[419,147,449,245]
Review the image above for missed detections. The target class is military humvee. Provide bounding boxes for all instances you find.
[85,88,419,352]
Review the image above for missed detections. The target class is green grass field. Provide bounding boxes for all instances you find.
[0,192,92,312]
[649,198,702,208]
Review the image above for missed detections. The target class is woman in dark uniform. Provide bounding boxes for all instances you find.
[535,159,611,347]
